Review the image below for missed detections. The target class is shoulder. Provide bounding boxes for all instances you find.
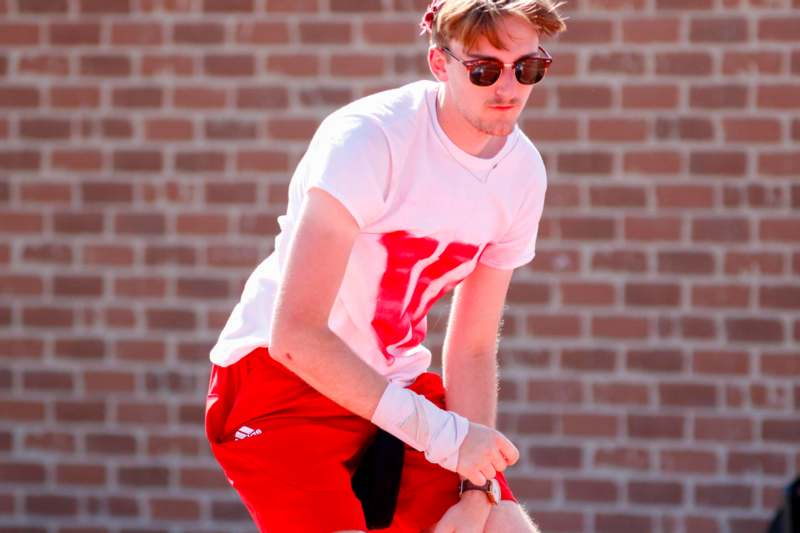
[317,80,435,139]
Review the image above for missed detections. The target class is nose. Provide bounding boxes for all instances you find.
[493,64,517,99]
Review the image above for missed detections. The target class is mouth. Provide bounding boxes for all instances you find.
[489,104,516,111]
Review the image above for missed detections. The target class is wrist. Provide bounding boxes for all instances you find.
[460,489,493,507]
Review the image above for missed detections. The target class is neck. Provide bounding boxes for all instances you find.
[435,84,507,159]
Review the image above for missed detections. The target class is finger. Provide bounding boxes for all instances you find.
[499,437,520,465]
[469,471,487,486]
[492,452,507,473]
[480,465,496,481]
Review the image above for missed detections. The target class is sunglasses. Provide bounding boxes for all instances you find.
[440,46,553,87]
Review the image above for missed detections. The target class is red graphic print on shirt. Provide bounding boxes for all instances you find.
[371,231,480,362]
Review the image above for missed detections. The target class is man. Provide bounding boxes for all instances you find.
[205,1,567,531]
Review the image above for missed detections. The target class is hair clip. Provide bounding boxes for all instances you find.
[419,0,446,36]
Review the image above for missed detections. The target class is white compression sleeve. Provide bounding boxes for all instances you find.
[370,381,470,472]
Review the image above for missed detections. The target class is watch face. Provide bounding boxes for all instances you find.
[489,478,501,504]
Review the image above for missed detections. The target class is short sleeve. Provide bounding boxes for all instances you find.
[303,113,392,229]
[479,163,547,270]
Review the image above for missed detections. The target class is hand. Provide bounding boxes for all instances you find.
[431,491,493,533]
[456,422,519,486]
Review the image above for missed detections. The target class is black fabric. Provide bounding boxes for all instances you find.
[351,429,405,529]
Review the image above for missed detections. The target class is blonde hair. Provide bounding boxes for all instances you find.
[427,0,567,52]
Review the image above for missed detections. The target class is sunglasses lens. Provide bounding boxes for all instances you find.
[469,62,501,86]
[516,59,547,85]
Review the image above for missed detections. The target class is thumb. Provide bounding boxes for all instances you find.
[469,472,487,486]
[499,436,519,466]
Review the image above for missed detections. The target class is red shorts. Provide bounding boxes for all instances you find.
[205,347,517,532]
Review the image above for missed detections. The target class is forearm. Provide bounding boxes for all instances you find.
[443,351,498,429]
[270,329,387,421]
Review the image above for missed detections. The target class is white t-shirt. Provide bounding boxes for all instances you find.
[210,80,547,385]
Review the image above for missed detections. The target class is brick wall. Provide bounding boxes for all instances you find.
[1,0,798,532]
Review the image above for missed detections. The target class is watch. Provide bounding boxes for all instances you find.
[459,478,501,505]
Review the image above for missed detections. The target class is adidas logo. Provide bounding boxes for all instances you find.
[234,425,263,441]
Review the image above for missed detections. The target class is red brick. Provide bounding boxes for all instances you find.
[560,217,615,240]
[757,17,800,41]
[205,119,256,140]
[593,447,650,470]
[236,21,290,44]
[628,415,684,439]
[557,152,613,175]
[563,414,618,437]
[623,151,681,174]
[655,117,713,141]
[692,351,750,375]
[690,18,748,42]
[690,85,748,109]
[56,463,106,485]
[522,118,578,142]
[26,495,78,516]
[589,52,645,75]
[145,308,196,330]
[299,22,352,44]
[695,417,753,441]
[558,85,613,109]
[627,349,684,373]
[625,216,681,241]
[204,54,255,77]
[559,283,614,306]
[50,86,100,108]
[660,449,718,473]
[763,419,800,442]
[723,51,782,75]
[724,118,781,143]
[18,0,67,13]
[23,370,73,391]
[724,252,783,275]
[526,379,583,404]
[625,283,680,307]
[268,118,319,141]
[203,0,253,11]
[0,462,46,482]
[727,452,787,475]
[589,186,647,207]
[760,352,800,376]
[49,23,101,45]
[111,22,163,45]
[692,285,750,308]
[592,382,649,405]
[84,371,135,393]
[596,514,652,533]
[758,85,800,108]
[145,245,196,266]
[760,218,800,242]
[363,21,418,44]
[622,84,678,109]
[593,315,648,339]
[80,55,131,77]
[236,150,289,172]
[589,119,647,142]
[659,383,717,407]
[565,479,618,502]
[592,250,646,272]
[173,22,224,44]
[525,314,580,337]
[760,286,800,309]
[142,54,195,76]
[236,86,289,109]
[622,18,680,42]
[79,0,129,12]
[726,318,783,343]
[266,53,320,77]
[656,52,712,76]
[114,277,166,298]
[506,282,550,304]
[658,251,715,275]
[759,152,800,176]
[54,338,104,360]
[23,307,73,328]
[695,484,753,507]
[55,401,105,422]
[86,433,136,454]
[118,466,168,486]
[529,446,582,468]
[113,151,162,172]
[628,481,683,504]
[692,218,749,242]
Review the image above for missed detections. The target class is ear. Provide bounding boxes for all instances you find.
[427,45,448,82]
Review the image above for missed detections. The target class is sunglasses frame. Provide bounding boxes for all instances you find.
[440,45,553,86]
